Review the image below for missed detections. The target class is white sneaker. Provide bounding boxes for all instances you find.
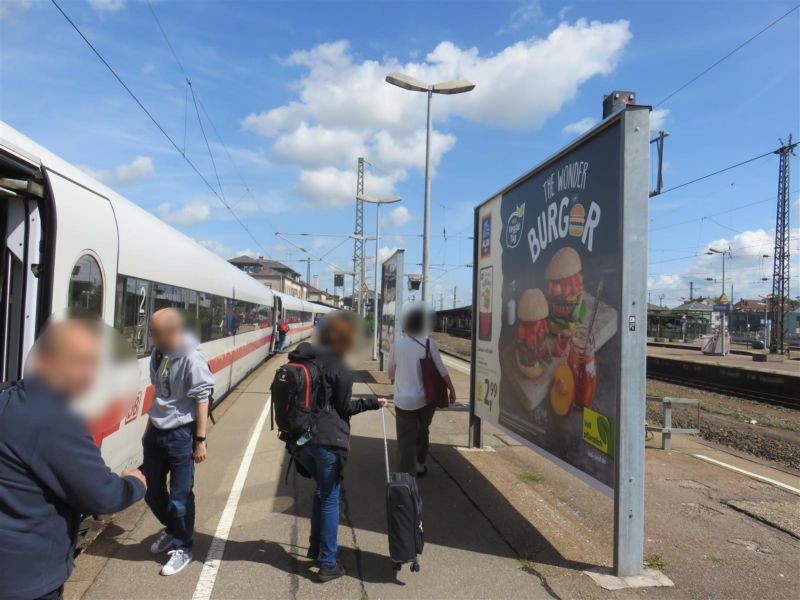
[150,530,174,554]
[161,548,192,576]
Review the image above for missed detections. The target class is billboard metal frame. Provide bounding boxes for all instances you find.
[469,105,650,576]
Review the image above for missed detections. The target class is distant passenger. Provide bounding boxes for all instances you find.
[388,306,456,477]
[289,311,388,582]
[277,316,289,351]
[0,319,147,600]
[143,308,214,576]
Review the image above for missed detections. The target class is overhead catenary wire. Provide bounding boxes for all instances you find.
[653,149,777,197]
[49,0,270,258]
[145,0,275,222]
[654,4,800,107]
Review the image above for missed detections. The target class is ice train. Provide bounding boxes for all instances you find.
[0,121,331,472]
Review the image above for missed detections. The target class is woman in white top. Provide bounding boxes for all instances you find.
[387,306,456,477]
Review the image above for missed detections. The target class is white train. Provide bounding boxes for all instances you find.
[0,121,332,472]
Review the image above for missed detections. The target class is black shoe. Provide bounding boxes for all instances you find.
[416,465,428,478]
[317,562,346,582]
[306,546,319,560]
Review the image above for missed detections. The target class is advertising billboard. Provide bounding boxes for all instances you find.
[471,107,649,509]
[380,249,404,365]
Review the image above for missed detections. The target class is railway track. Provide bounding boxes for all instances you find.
[646,356,798,409]
[646,371,798,409]
[440,347,798,410]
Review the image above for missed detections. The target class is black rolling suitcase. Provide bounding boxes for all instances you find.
[381,408,423,572]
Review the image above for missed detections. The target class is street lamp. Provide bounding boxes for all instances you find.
[385,71,475,302]
[358,193,402,360]
[706,247,732,299]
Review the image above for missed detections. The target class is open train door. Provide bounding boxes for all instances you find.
[270,294,283,354]
[0,150,47,384]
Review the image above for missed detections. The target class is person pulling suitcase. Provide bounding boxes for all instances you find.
[381,407,424,573]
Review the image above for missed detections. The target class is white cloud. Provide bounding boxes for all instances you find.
[649,227,799,306]
[156,200,212,227]
[196,239,232,258]
[115,156,155,184]
[294,167,400,208]
[88,0,125,12]
[378,245,400,263]
[650,108,669,132]
[0,0,32,17]
[500,1,544,33]
[77,156,155,185]
[563,116,597,135]
[243,19,631,207]
[273,122,366,168]
[141,63,157,75]
[382,205,412,227]
[77,164,111,182]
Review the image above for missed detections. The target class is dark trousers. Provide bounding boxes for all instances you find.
[142,423,195,551]
[394,404,436,475]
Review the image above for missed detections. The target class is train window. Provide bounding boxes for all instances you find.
[198,293,214,342]
[257,304,273,329]
[184,290,199,335]
[114,276,151,356]
[152,283,184,313]
[68,254,104,316]
[210,295,228,340]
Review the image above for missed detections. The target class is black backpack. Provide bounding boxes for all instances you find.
[270,358,325,445]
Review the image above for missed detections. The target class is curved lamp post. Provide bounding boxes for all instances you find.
[385,71,474,302]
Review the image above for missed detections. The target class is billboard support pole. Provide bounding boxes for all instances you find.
[613,106,650,577]
[469,204,482,449]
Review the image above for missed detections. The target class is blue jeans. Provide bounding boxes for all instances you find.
[299,444,341,567]
[142,423,195,551]
[278,333,287,351]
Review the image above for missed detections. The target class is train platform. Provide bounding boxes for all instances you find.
[647,343,800,375]
[66,352,799,600]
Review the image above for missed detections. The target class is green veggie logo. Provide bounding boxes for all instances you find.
[506,203,526,249]
[582,407,614,456]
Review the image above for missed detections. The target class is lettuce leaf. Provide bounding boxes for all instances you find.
[572,296,588,323]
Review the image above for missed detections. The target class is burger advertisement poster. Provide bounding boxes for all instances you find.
[473,119,631,492]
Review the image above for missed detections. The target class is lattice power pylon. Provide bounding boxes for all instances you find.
[770,136,796,354]
[353,157,365,313]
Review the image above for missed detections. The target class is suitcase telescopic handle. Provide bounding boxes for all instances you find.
[380,406,390,484]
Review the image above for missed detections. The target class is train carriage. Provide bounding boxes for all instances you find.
[0,121,330,473]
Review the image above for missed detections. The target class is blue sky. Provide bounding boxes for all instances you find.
[1,0,798,307]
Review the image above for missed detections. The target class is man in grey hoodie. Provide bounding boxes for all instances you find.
[143,308,214,576]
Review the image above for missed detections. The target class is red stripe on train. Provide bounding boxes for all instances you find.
[89,330,281,446]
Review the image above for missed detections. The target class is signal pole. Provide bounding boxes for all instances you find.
[770,136,796,355]
[353,157,365,314]
[453,286,457,308]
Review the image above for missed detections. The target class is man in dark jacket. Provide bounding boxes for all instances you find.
[0,319,146,600]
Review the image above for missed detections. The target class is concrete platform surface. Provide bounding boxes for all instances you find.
[66,350,800,600]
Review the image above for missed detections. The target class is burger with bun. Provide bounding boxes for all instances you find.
[545,247,587,356]
[515,289,552,379]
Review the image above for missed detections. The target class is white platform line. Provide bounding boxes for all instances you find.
[693,454,800,496]
[442,356,471,375]
[192,396,272,600]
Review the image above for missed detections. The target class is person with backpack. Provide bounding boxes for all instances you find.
[387,305,456,477]
[271,310,388,582]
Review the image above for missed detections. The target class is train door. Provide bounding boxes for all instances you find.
[0,158,45,383]
[46,171,118,324]
[270,295,283,353]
